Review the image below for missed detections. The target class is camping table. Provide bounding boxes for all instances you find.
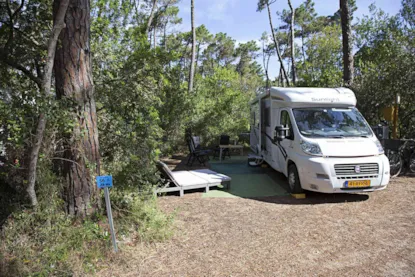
[219,144,243,162]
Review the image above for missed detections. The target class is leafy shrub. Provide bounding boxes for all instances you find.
[0,164,173,276]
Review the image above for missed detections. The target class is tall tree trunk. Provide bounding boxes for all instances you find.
[267,2,290,87]
[301,26,306,63]
[340,0,354,86]
[262,40,270,88]
[26,0,69,207]
[266,54,271,88]
[54,0,100,217]
[163,23,167,50]
[188,0,196,93]
[288,0,296,85]
[145,0,157,35]
[153,26,156,48]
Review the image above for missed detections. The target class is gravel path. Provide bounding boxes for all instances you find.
[99,174,415,277]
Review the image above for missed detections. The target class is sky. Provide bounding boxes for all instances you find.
[175,0,401,78]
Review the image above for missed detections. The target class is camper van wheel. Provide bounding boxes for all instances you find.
[288,164,303,194]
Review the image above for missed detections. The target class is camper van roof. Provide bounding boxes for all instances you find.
[252,87,357,107]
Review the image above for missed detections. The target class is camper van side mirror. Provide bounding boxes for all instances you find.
[274,125,289,142]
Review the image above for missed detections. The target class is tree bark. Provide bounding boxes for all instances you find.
[287,0,296,85]
[54,0,100,217]
[163,23,167,50]
[340,0,354,86]
[301,26,306,63]
[145,0,158,35]
[153,25,157,48]
[262,40,270,88]
[266,54,271,87]
[26,0,69,207]
[188,0,196,93]
[267,2,290,87]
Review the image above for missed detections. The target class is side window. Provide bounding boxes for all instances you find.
[281,110,294,140]
[255,106,260,128]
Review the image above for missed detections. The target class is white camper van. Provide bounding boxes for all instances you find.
[249,87,390,194]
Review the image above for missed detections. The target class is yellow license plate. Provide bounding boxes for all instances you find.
[344,180,371,188]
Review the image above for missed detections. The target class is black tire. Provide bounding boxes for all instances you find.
[288,164,303,194]
[387,150,403,178]
[409,152,415,174]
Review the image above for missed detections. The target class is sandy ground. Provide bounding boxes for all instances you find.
[99,157,415,277]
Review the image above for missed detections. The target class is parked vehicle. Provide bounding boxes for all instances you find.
[384,139,415,177]
[249,87,390,194]
[371,122,415,178]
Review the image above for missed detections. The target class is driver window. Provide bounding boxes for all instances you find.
[281,110,294,140]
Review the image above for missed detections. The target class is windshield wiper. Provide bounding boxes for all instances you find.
[328,135,345,138]
[301,132,326,137]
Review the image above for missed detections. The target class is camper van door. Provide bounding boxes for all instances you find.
[250,102,260,154]
[270,107,280,169]
[278,108,294,175]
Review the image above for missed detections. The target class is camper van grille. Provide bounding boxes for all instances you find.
[334,163,379,176]
[337,175,378,180]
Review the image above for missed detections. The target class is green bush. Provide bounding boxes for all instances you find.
[0,165,173,276]
[110,189,174,242]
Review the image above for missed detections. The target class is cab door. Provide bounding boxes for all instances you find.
[270,107,281,170]
[250,103,260,154]
[278,109,295,176]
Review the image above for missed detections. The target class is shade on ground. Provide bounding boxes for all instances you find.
[203,156,289,198]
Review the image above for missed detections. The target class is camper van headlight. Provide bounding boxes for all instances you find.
[300,140,322,156]
[374,139,384,154]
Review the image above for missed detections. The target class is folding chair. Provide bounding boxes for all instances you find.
[186,136,210,166]
[213,135,231,160]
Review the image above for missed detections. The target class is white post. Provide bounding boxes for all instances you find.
[104,187,118,252]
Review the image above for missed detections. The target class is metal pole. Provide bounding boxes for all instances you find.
[392,93,399,139]
[104,187,118,252]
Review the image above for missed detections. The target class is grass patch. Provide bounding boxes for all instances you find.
[0,186,173,276]
[0,197,108,276]
[109,188,174,243]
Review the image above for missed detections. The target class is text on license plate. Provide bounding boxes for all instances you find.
[344,180,371,188]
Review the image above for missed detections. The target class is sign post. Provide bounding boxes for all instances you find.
[96,175,118,252]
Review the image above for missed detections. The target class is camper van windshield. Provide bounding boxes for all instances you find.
[292,107,372,138]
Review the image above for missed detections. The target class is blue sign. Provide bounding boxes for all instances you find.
[96,175,113,189]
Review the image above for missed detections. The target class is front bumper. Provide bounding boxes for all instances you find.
[295,154,390,193]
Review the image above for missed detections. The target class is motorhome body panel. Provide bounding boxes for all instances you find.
[252,87,357,108]
[250,101,260,154]
[292,153,390,193]
[249,87,389,194]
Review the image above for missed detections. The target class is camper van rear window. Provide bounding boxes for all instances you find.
[292,107,372,138]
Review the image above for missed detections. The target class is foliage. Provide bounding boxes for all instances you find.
[297,24,343,87]
[353,3,415,136]
[110,189,174,242]
[0,160,107,276]
[2,0,415,275]
[191,67,253,144]
[0,161,172,276]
